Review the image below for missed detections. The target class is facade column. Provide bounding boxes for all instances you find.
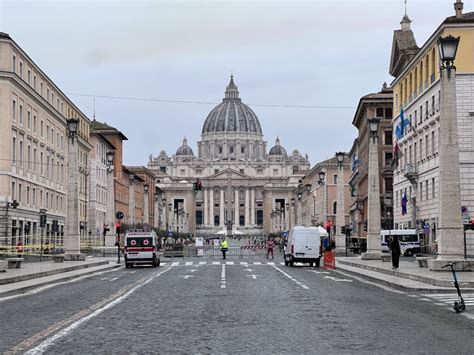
[129,181,135,225]
[245,188,250,227]
[250,188,255,226]
[362,128,382,260]
[429,67,467,269]
[143,189,149,226]
[65,137,84,260]
[203,188,208,227]
[334,166,346,255]
[219,188,225,227]
[209,188,214,227]
[234,188,239,228]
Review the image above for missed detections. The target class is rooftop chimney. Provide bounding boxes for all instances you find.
[455,0,463,18]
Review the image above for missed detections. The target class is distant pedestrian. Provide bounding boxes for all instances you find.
[16,241,23,258]
[390,235,401,270]
[266,238,274,259]
[220,238,228,259]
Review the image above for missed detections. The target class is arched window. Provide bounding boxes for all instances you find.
[333,201,337,215]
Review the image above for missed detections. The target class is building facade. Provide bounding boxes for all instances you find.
[148,77,310,235]
[390,5,474,248]
[349,85,394,239]
[0,32,91,250]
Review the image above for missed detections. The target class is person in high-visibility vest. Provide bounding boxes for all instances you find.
[220,238,228,259]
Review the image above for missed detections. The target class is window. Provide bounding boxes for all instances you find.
[419,138,422,160]
[218,147,222,154]
[432,131,435,155]
[27,111,31,129]
[419,105,423,123]
[414,110,417,128]
[414,142,417,162]
[19,139,23,166]
[33,115,37,133]
[47,89,49,102]
[385,108,392,119]
[40,121,44,137]
[40,82,43,96]
[19,62,23,78]
[18,183,22,203]
[385,152,393,166]
[12,55,16,72]
[160,166,166,173]
[425,134,429,157]
[333,201,337,215]
[385,178,393,192]
[27,145,31,170]
[419,182,423,201]
[12,136,16,164]
[384,130,392,145]
[432,178,435,199]
[214,169,219,174]
[33,148,37,172]
[293,166,299,173]
[33,75,37,90]
[32,188,36,207]
[426,179,429,200]
[239,169,244,174]
[425,101,428,118]
[333,174,338,184]
[11,181,15,200]
[180,169,185,175]
[241,146,245,154]
[19,105,23,125]
[26,186,30,204]
[229,147,234,154]
[273,169,278,175]
[12,100,16,121]
[376,107,384,117]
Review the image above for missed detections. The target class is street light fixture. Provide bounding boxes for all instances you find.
[335,152,345,167]
[106,150,115,172]
[305,183,312,192]
[368,117,380,139]
[66,118,79,142]
[318,170,326,183]
[129,173,135,184]
[144,184,149,194]
[438,35,460,77]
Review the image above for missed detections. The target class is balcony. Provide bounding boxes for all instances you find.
[403,163,418,181]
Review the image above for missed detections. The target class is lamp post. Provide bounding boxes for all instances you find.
[305,183,312,227]
[290,198,295,230]
[429,34,467,269]
[334,152,346,255]
[64,118,84,261]
[128,173,135,225]
[285,203,289,231]
[105,150,115,248]
[362,117,382,260]
[143,183,149,227]
[297,192,302,225]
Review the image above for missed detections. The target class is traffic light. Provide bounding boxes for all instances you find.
[40,214,47,228]
[197,179,202,191]
[193,182,197,191]
[363,221,368,232]
[116,222,121,235]
[10,199,19,208]
[341,226,346,235]
[345,225,352,237]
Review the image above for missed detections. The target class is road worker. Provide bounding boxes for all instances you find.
[220,238,228,259]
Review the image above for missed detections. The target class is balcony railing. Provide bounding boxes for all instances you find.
[403,163,418,180]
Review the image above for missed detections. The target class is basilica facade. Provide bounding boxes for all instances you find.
[148,77,310,235]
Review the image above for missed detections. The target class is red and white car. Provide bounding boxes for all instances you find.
[124,230,161,268]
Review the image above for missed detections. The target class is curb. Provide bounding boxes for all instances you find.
[337,259,474,288]
[334,263,462,292]
[0,262,123,298]
[0,260,111,285]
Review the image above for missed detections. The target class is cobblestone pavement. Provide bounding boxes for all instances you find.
[1,256,474,354]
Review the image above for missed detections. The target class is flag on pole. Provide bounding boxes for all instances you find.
[351,154,360,172]
[349,181,356,197]
[392,141,401,167]
[395,107,410,140]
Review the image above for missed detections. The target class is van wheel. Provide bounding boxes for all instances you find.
[315,258,320,268]
[309,262,314,267]
[152,256,158,267]
[405,249,413,257]
[289,257,294,267]
[125,262,130,268]
[284,258,289,266]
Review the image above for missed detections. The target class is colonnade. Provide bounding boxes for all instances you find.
[202,187,256,228]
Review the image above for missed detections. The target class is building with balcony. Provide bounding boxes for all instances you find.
[390,3,474,247]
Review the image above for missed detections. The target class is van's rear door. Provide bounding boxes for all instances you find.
[305,232,319,258]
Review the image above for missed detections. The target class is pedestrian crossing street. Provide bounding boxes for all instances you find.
[161,260,284,267]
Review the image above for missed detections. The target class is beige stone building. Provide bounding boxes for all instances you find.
[348,85,394,239]
[148,77,310,235]
[0,32,91,249]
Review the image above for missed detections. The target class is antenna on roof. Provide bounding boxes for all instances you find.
[93,98,96,120]
[404,0,407,16]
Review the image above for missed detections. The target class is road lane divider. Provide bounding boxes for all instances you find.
[13,266,174,355]
[221,264,226,289]
[271,265,309,290]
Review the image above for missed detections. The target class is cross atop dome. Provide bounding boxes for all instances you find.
[224,75,240,101]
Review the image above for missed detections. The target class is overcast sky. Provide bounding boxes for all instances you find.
[1,0,471,166]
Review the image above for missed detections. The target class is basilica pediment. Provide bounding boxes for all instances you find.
[207,168,250,180]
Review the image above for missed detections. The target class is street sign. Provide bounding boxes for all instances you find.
[462,217,471,225]
[167,230,173,237]
[116,211,124,220]
[282,231,289,238]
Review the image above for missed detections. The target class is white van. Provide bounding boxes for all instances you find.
[124,230,161,268]
[381,229,421,257]
[284,226,321,267]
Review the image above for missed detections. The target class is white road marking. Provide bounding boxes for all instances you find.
[212,261,221,265]
[253,262,262,265]
[246,275,261,280]
[267,262,275,265]
[185,262,193,266]
[179,275,195,280]
[171,262,180,266]
[280,262,284,265]
[331,269,406,295]
[221,264,226,289]
[189,269,198,273]
[324,276,353,282]
[199,261,206,265]
[307,270,330,274]
[226,261,234,265]
[244,268,254,272]
[240,262,248,266]
[271,265,309,290]
[24,266,174,354]
[108,277,119,282]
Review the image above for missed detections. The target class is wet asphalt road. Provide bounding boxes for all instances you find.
[1,256,474,354]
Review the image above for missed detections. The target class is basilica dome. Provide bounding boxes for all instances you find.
[176,137,194,156]
[201,76,263,135]
[269,137,287,156]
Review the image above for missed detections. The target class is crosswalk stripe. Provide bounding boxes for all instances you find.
[212,261,221,265]
[254,262,262,265]
[199,261,206,265]
[171,262,179,266]
[267,262,275,265]
[240,262,248,265]
[226,261,234,265]
[185,262,193,266]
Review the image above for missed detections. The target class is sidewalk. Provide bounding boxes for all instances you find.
[336,256,474,292]
[0,256,121,297]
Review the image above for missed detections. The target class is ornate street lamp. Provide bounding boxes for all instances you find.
[368,117,380,139]
[318,170,326,184]
[438,35,460,77]
[144,184,149,194]
[129,173,135,184]
[335,152,345,167]
[305,183,312,192]
[106,150,115,171]
[66,118,79,142]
